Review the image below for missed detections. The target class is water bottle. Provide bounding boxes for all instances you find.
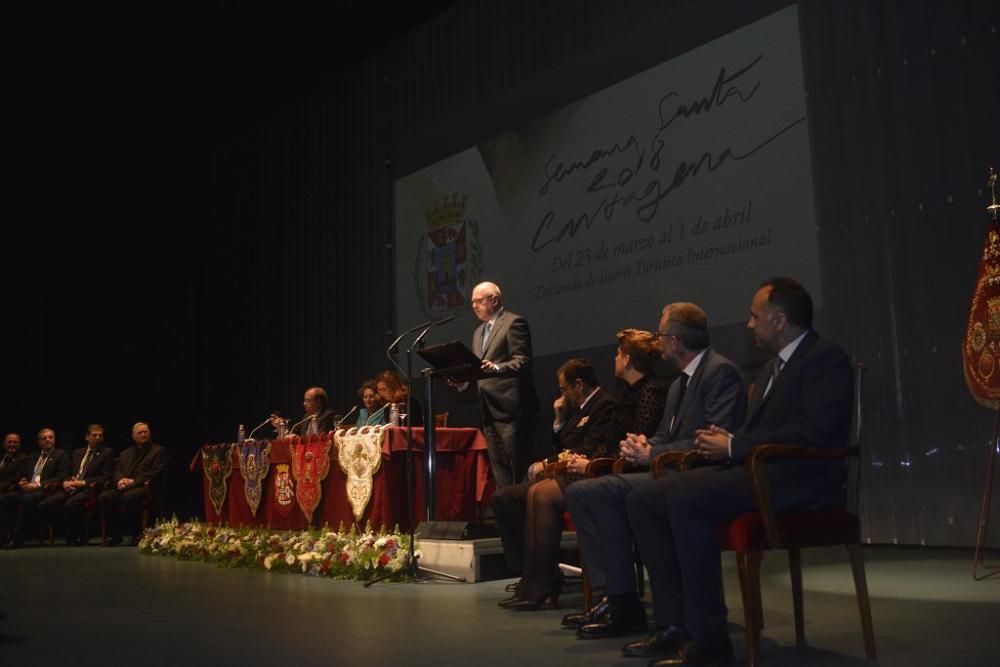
[237,424,246,445]
[389,403,400,427]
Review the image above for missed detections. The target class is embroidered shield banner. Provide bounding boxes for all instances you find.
[291,434,332,523]
[964,219,1000,409]
[201,444,234,517]
[238,439,271,517]
[273,462,295,518]
[335,425,388,523]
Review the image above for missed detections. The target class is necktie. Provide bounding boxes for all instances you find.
[667,373,690,433]
[32,454,48,484]
[763,357,785,398]
[481,321,492,354]
[78,450,93,479]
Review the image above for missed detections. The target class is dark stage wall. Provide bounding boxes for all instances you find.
[9,0,999,547]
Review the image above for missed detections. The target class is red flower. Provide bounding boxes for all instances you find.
[378,554,390,566]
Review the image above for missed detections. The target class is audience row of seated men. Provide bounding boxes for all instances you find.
[0,422,168,548]
[494,277,853,667]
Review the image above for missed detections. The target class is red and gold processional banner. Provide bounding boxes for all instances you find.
[964,217,1000,410]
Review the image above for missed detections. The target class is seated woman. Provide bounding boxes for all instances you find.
[375,370,423,426]
[355,379,388,427]
[496,331,669,611]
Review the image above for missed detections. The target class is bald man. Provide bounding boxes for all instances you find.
[468,281,540,487]
[99,422,168,546]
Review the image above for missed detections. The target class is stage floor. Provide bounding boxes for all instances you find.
[1,544,998,665]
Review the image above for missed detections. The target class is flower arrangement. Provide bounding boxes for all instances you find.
[138,517,414,582]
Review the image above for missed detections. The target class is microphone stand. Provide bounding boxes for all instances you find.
[366,317,464,586]
[247,415,276,441]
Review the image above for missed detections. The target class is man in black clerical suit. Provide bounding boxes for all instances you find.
[468,281,540,488]
[566,303,746,639]
[40,424,116,545]
[626,277,853,666]
[492,357,618,574]
[99,422,169,546]
[9,428,71,547]
[0,432,29,546]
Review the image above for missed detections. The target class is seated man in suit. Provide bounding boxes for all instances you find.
[626,277,853,666]
[566,303,746,638]
[99,422,169,546]
[40,423,116,545]
[274,387,338,436]
[493,357,619,601]
[0,432,29,546]
[10,428,71,547]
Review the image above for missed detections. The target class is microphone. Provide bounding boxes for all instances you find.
[334,405,359,430]
[409,315,457,353]
[364,402,389,426]
[288,414,315,435]
[247,413,279,441]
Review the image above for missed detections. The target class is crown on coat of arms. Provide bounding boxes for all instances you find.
[424,193,468,229]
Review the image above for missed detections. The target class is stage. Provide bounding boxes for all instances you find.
[1,545,997,665]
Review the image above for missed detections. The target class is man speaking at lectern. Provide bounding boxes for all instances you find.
[468,281,540,488]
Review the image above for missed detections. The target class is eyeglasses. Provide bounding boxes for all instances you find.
[470,295,495,305]
[655,331,677,341]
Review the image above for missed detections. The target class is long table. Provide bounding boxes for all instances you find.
[193,427,489,532]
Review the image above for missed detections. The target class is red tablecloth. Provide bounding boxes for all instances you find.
[193,427,489,532]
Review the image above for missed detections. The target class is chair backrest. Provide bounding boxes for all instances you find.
[433,412,449,427]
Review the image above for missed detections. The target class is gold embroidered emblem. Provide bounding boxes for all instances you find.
[335,425,388,523]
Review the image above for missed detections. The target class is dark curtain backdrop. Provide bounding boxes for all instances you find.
[10,0,998,544]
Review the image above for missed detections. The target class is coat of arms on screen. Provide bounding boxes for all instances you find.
[412,193,483,318]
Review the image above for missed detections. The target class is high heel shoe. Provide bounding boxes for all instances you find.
[505,576,562,611]
[505,590,560,611]
[497,579,523,607]
[497,593,522,608]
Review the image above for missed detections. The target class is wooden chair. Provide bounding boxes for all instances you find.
[652,362,875,666]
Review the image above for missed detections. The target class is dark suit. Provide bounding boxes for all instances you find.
[0,452,30,543]
[40,446,116,544]
[473,309,540,487]
[565,348,746,593]
[291,408,338,436]
[493,387,617,571]
[12,447,72,543]
[627,331,852,641]
[99,442,169,542]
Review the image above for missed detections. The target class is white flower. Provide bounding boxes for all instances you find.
[285,553,296,566]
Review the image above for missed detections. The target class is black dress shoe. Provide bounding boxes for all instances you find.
[649,637,734,666]
[562,595,610,628]
[623,626,691,657]
[577,602,647,639]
